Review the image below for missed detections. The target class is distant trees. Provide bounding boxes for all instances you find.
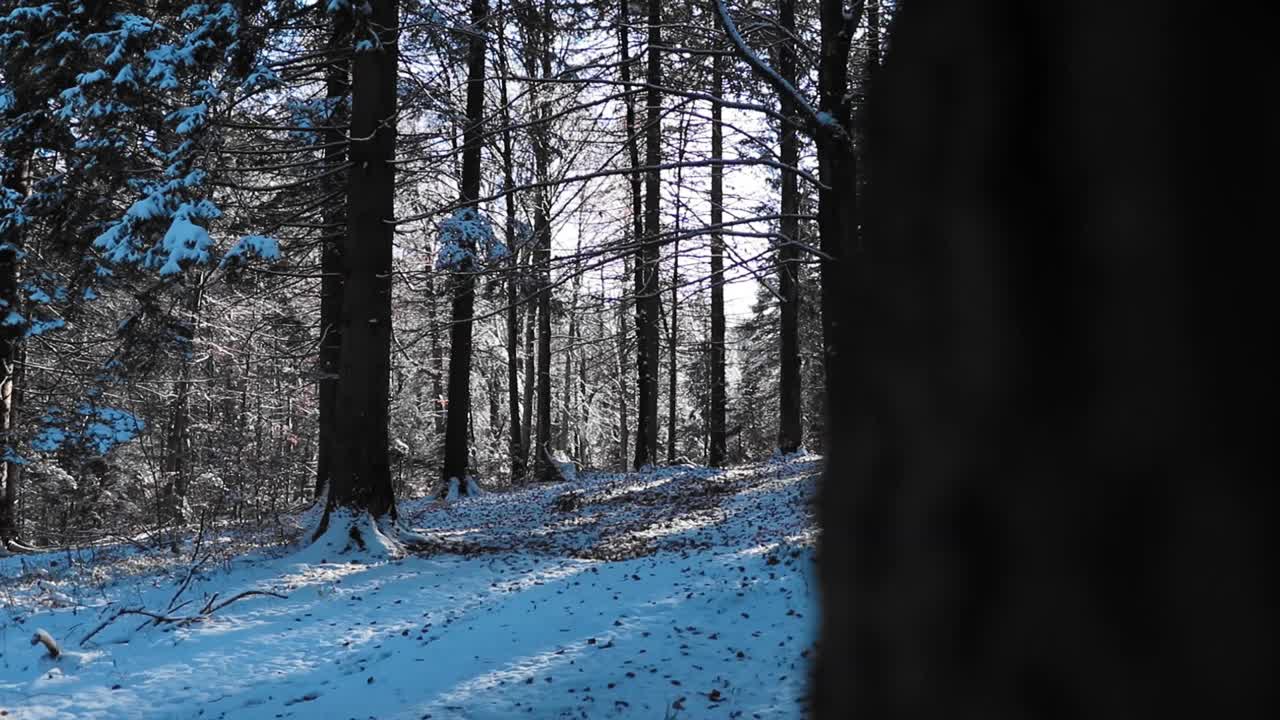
[0,0,870,549]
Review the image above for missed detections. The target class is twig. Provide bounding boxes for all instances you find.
[79,590,289,646]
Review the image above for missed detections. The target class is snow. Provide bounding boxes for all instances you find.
[23,317,65,338]
[2,4,60,24]
[156,217,211,275]
[28,405,143,455]
[165,103,207,135]
[242,63,280,90]
[24,286,52,304]
[75,69,108,85]
[435,207,506,270]
[112,64,137,88]
[0,456,822,718]
[220,234,280,268]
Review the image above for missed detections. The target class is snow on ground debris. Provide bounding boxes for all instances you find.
[0,454,822,719]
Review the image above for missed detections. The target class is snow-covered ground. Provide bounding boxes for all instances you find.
[0,454,822,719]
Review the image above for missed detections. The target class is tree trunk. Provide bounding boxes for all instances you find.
[814,0,857,434]
[666,235,678,464]
[429,274,446,437]
[532,0,556,482]
[315,10,352,498]
[317,0,399,534]
[617,0,641,473]
[521,291,535,465]
[560,275,578,451]
[817,2,1271,717]
[488,345,502,446]
[578,310,593,469]
[667,113,689,465]
[0,152,28,544]
[534,229,552,481]
[161,281,204,529]
[775,0,803,455]
[441,0,489,493]
[708,51,727,468]
[632,0,662,470]
[616,256,631,471]
[497,2,525,482]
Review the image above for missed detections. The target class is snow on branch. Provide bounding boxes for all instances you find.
[713,0,854,138]
[435,207,507,271]
[219,234,281,268]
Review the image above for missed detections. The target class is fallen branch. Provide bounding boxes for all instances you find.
[79,589,288,647]
[204,590,287,616]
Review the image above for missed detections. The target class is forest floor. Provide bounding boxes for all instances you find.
[0,453,822,719]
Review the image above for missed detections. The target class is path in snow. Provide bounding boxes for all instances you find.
[1,454,821,719]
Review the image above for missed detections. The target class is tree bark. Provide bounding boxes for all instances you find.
[318,0,399,532]
[817,1,1272,717]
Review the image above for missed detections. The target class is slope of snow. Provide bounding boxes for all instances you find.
[0,455,822,719]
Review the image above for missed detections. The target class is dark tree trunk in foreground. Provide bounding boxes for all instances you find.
[775,0,803,454]
[315,10,352,498]
[441,0,489,492]
[707,52,727,468]
[632,0,662,470]
[318,0,398,532]
[816,2,1272,717]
